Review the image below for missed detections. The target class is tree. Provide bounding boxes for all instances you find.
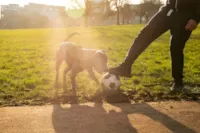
[139,0,163,23]
[0,11,30,29]
[26,12,49,28]
[102,0,115,20]
[121,3,132,24]
[84,0,94,27]
[110,0,129,25]
[59,9,68,28]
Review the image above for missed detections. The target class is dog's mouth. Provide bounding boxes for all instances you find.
[98,69,108,74]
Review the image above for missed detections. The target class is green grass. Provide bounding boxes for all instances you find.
[0,25,200,106]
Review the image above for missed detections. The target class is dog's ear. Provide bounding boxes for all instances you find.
[94,50,108,61]
[101,50,107,53]
[96,50,107,55]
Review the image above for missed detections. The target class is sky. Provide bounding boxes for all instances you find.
[0,0,142,7]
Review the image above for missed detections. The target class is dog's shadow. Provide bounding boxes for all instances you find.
[52,102,137,133]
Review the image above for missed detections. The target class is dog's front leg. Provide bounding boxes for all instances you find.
[55,71,59,89]
[88,69,99,85]
[55,59,62,89]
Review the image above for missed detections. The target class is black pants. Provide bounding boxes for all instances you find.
[125,6,192,81]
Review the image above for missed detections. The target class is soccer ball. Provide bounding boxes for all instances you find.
[101,73,121,91]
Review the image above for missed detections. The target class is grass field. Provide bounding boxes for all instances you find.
[0,25,200,106]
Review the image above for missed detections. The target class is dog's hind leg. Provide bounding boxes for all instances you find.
[63,65,72,90]
[54,50,64,89]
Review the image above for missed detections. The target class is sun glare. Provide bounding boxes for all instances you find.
[0,0,142,19]
[131,0,141,4]
[0,0,141,7]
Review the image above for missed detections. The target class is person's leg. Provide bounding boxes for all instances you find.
[170,12,192,91]
[109,7,170,77]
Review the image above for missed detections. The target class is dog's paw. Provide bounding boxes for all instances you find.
[70,96,78,104]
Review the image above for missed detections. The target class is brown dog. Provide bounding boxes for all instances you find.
[55,32,108,96]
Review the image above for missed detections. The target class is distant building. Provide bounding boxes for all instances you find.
[87,0,108,26]
[1,4,20,11]
[0,3,65,21]
[24,3,65,20]
[91,0,107,14]
[0,4,20,18]
[0,1,158,28]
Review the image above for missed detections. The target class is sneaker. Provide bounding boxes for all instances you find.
[170,81,184,92]
[109,63,132,77]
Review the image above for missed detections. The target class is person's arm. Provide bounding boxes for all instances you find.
[185,2,200,31]
[192,1,200,23]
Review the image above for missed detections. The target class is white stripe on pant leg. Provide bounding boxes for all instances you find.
[167,9,174,17]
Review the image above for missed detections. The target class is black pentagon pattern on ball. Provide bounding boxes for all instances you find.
[101,73,121,91]
[109,83,115,89]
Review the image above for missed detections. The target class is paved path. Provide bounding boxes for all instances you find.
[0,101,200,133]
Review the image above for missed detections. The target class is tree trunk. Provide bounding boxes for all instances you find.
[84,0,89,27]
[117,8,120,25]
[84,15,88,27]
[139,4,142,24]
[122,15,124,25]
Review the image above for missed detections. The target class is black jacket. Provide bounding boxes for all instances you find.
[167,0,200,23]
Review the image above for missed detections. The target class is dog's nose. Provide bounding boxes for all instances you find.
[109,83,115,89]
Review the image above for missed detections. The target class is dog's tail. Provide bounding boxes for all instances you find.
[65,32,81,41]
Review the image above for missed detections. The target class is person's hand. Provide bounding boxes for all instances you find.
[185,19,198,31]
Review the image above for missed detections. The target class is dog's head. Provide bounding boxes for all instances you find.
[93,50,108,74]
